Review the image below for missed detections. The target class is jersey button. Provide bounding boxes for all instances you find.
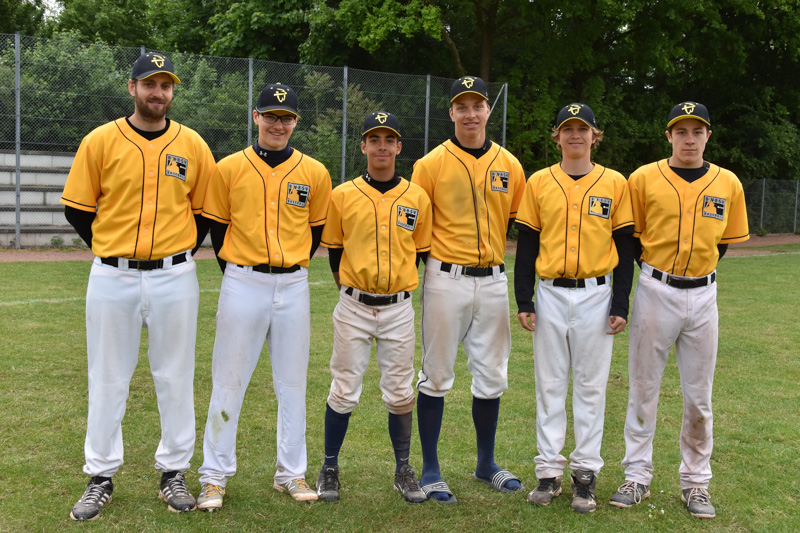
[149,144,154,148]
[381,252,386,257]
[148,201,153,205]
[381,198,386,202]
[269,230,274,234]
[274,254,279,259]
[149,171,154,176]
[381,277,387,282]
[271,172,276,177]
[570,247,576,252]
[571,226,576,231]
[381,225,386,230]
[271,202,275,206]
[573,205,578,210]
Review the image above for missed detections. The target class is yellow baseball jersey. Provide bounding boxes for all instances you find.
[629,159,749,277]
[61,118,215,260]
[322,177,432,294]
[411,140,525,267]
[516,163,634,279]
[202,146,331,267]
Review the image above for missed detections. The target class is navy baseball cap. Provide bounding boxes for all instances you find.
[362,111,401,137]
[667,101,710,128]
[256,84,300,117]
[131,53,181,84]
[556,103,597,129]
[450,76,488,102]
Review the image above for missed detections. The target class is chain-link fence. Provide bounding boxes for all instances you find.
[745,179,800,234]
[0,33,508,247]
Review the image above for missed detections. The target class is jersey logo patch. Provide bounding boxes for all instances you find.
[286,183,310,207]
[490,171,509,193]
[588,196,612,218]
[165,155,188,181]
[702,195,726,220]
[396,206,418,231]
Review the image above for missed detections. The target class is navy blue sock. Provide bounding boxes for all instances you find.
[388,411,412,472]
[324,403,351,466]
[473,396,500,472]
[417,392,444,479]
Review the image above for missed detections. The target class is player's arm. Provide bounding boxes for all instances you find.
[514,224,540,332]
[717,243,728,259]
[328,248,343,290]
[209,220,228,274]
[64,206,95,248]
[194,214,210,256]
[609,226,635,335]
[310,226,323,260]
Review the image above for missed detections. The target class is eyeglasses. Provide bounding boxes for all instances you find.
[260,113,296,125]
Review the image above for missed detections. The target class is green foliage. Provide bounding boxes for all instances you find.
[49,235,63,247]
[55,0,152,46]
[0,0,48,35]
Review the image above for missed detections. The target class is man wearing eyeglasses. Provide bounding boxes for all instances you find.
[196,84,332,509]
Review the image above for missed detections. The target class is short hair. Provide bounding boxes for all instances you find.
[551,126,604,150]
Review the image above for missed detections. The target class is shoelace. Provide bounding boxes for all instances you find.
[201,484,223,497]
[687,487,711,504]
[618,481,644,503]
[81,482,110,503]
[321,469,338,489]
[294,479,311,491]
[536,478,556,492]
[398,468,421,490]
[166,474,191,497]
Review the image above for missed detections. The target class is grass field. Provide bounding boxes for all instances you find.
[1,249,799,532]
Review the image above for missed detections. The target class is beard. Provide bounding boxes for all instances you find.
[133,88,172,122]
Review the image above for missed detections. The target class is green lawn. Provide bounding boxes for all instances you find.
[1,251,798,532]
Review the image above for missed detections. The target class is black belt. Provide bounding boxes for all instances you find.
[101,252,186,271]
[440,262,505,277]
[245,264,301,274]
[345,286,410,306]
[651,268,715,289]
[551,276,606,288]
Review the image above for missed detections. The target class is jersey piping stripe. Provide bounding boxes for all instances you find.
[481,148,502,266]
[387,180,412,287]
[114,120,148,259]
[444,144,482,265]
[575,169,606,277]
[242,149,271,265]
[685,166,720,276]
[152,126,182,260]
[275,154,304,268]
[656,162,683,274]
[548,166,570,276]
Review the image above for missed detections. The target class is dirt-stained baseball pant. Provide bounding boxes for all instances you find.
[327,287,416,415]
[622,262,718,489]
[83,253,198,477]
[199,263,310,486]
[532,275,613,479]
[417,257,511,400]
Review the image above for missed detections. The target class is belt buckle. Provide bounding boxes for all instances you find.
[566,278,579,289]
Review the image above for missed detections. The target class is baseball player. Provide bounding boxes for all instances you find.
[314,111,432,504]
[62,53,216,520]
[609,102,749,519]
[514,103,634,513]
[196,84,332,510]
[412,76,526,503]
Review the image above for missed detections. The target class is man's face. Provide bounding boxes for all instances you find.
[557,119,594,159]
[128,73,174,121]
[449,94,490,138]
[360,128,401,173]
[253,110,297,151]
[666,118,711,168]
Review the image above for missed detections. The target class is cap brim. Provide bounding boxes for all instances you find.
[557,117,596,130]
[451,91,489,103]
[362,125,401,138]
[256,105,300,118]
[136,70,181,84]
[667,115,710,128]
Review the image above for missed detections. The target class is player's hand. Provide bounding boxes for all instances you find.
[517,312,536,332]
[607,315,627,335]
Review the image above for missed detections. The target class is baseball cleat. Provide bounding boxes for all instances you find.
[609,480,650,508]
[70,477,113,521]
[570,470,597,514]
[274,478,318,502]
[527,476,562,506]
[682,487,716,519]
[393,464,426,503]
[197,483,225,511]
[316,465,340,502]
[159,471,197,512]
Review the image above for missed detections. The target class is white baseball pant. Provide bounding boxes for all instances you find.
[622,262,718,489]
[83,253,198,478]
[327,287,416,415]
[532,275,613,479]
[417,257,511,400]
[199,263,311,487]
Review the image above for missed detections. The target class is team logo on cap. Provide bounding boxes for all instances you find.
[568,104,582,116]
[462,77,475,88]
[490,171,509,193]
[286,182,309,207]
[274,87,288,102]
[396,206,418,231]
[165,155,187,181]
[702,195,726,220]
[588,196,612,218]
[375,112,389,124]
[682,102,697,115]
[150,54,165,68]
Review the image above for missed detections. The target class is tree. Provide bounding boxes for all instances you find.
[55,0,153,46]
[0,0,48,35]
